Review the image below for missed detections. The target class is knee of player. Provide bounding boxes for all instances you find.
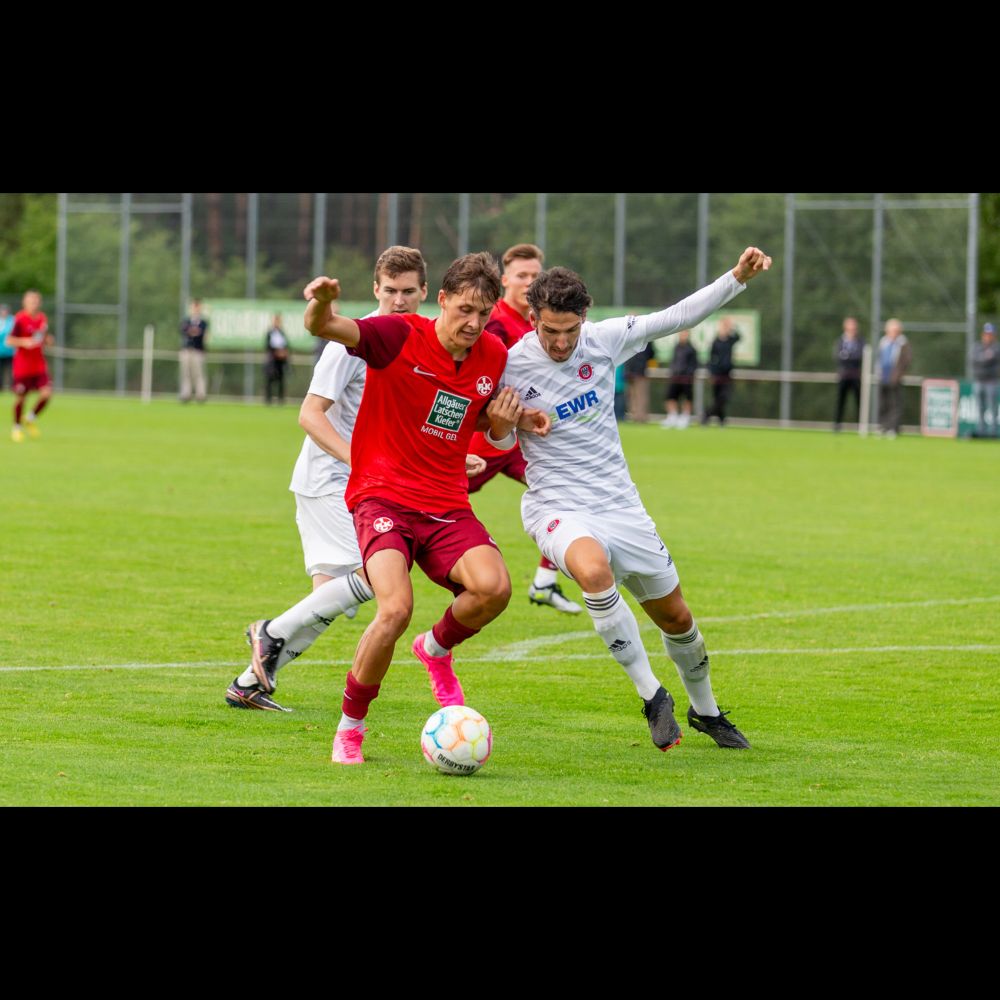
[660,604,693,634]
[574,565,615,593]
[375,599,413,637]
[468,571,512,612]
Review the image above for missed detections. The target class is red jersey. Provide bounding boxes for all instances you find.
[11,310,49,380]
[470,298,535,458]
[345,313,508,514]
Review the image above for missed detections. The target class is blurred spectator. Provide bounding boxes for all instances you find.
[662,328,698,428]
[971,322,999,438]
[179,299,209,403]
[614,363,626,421]
[8,290,53,442]
[0,305,14,391]
[624,342,654,422]
[701,316,741,426]
[833,316,864,431]
[877,318,911,437]
[264,313,291,405]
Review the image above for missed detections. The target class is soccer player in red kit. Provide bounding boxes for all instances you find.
[7,290,53,443]
[304,252,550,764]
[467,244,582,614]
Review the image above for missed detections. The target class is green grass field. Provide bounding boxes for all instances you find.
[2,394,998,806]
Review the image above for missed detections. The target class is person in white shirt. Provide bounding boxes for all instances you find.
[500,247,771,751]
[226,247,445,711]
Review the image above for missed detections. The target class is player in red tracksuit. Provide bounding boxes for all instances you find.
[467,244,582,614]
[7,290,53,443]
[303,252,550,764]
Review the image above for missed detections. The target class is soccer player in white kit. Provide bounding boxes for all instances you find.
[500,246,771,750]
[226,247,437,711]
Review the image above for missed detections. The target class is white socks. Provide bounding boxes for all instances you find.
[533,566,558,589]
[237,573,374,688]
[423,632,449,657]
[661,623,719,717]
[583,585,661,701]
[269,572,373,639]
[337,713,365,732]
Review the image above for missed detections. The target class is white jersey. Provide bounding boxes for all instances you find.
[289,312,375,497]
[502,270,745,528]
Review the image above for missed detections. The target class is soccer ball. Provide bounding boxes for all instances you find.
[421,705,493,776]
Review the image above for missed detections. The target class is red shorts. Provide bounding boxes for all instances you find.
[467,448,528,494]
[13,372,51,393]
[352,498,500,595]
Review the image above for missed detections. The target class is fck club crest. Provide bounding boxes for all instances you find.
[476,375,494,396]
[373,516,394,533]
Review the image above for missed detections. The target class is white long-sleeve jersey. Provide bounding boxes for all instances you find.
[288,310,377,498]
[501,270,745,528]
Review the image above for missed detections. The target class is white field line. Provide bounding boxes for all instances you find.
[1,645,998,674]
[1,595,997,674]
[491,594,1000,658]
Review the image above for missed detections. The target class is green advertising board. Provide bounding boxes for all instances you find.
[921,380,998,439]
[921,379,959,436]
[202,299,760,363]
[647,310,760,367]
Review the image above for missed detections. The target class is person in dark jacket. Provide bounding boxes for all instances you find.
[662,329,698,428]
[833,316,864,431]
[971,322,999,437]
[701,317,741,426]
[264,314,291,405]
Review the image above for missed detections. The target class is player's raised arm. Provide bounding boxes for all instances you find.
[303,277,361,347]
[615,246,773,352]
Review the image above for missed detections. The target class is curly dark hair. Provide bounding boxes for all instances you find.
[526,267,593,318]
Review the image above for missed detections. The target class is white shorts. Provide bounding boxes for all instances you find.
[527,505,680,604]
[294,491,362,579]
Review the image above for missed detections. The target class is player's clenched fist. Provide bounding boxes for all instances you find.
[304,277,341,303]
[732,247,772,284]
[486,386,524,436]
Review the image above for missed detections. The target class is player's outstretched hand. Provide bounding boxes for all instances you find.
[519,407,551,437]
[465,454,487,478]
[487,387,524,438]
[304,277,341,303]
[732,247,772,284]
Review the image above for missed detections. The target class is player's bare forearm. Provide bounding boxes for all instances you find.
[299,393,352,465]
[303,276,360,347]
[305,302,360,346]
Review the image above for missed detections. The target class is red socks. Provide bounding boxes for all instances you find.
[431,605,479,651]
[342,672,380,720]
